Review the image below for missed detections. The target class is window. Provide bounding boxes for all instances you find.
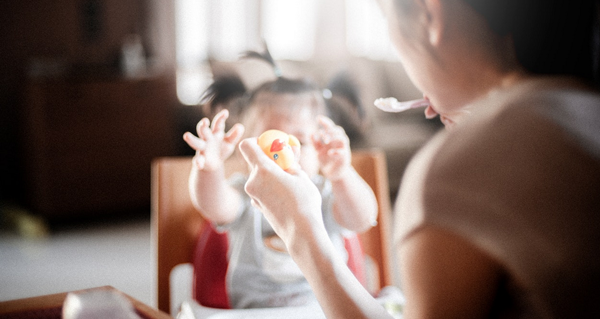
[175,0,396,105]
[345,0,398,61]
[175,0,210,106]
[175,0,258,105]
[261,0,318,60]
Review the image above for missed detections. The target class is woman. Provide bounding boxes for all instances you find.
[239,0,600,318]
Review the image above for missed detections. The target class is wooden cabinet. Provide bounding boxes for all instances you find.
[22,76,177,219]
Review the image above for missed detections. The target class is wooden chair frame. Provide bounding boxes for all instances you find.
[152,149,393,314]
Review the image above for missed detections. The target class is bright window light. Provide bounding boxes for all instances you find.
[345,0,398,61]
[175,0,258,105]
[175,0,210,105]
[261,0,317,60]
[211,0,250,61]
[176,0,208,65]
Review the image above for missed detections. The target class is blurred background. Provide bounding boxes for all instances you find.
[0,0,441,307]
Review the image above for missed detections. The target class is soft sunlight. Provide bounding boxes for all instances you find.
[261,0,318,60]
[175,0,396,105]
[346,0,398,60]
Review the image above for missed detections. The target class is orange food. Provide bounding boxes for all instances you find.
[257,129,300,170]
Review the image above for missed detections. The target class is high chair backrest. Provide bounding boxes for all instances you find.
[152,149,393,314]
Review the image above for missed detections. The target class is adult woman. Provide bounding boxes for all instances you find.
[239,0,600,318]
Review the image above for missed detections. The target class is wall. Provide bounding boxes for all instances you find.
[0,0,440,217]
[0,0,178,219]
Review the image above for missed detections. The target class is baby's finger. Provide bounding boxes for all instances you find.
[224,123,245,145]
[197,118,212,140]
[325,138,346,150]
[211,109,229,134]
[327,148,346,158]
[183,132,207,151]
[317,115,337,129]
[193,155,206,170]
[311,132,326,149]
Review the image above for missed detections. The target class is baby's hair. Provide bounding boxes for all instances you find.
[200,44,326,124]
[199,43,369,143]
[240,43,323,105]
[459,0,600,83]
[199,75,246,122]
[241,42,283,78]
[200,75,246,107]
[242,75,327,138]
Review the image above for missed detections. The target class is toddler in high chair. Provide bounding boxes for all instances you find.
[182,48,378,309]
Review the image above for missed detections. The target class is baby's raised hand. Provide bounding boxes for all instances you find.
[312,116,352,181]
[183,109,245,171]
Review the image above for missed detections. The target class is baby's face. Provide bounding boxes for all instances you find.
[251,107,320,177]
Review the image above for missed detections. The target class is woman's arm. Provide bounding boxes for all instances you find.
[239,138,391,318]
[399,227,503,319]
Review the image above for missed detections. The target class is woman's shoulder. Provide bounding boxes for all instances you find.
[395,76,600,241]
[402,76,600,201]
[471,76,600,158]
[444,77,598,148]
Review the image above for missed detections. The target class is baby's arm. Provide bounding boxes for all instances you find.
[313,116,378,233]
[183,109,245,225]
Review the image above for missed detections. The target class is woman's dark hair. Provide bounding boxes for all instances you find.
[462,0,600,83]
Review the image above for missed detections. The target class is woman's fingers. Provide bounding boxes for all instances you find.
[238,138,273,170]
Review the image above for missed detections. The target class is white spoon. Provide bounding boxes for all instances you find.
[374,97,429,113]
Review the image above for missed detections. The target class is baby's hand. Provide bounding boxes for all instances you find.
[312,116,352,181]
[183,109,245,171]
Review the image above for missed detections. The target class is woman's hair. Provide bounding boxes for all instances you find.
[464,0,600,83]
[393,0,600,83]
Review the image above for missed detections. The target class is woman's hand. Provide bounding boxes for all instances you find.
[238,138,325,244]
[240,138,391,319]
[183,109,245,171]
[312,116,352,181]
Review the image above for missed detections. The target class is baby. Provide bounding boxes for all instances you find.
[183,51,377,308]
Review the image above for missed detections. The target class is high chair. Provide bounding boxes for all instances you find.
[152,149,393,315]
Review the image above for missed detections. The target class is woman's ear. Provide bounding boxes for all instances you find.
[422,0,444,46]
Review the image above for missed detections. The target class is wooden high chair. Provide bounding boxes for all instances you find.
[152,149,393,315]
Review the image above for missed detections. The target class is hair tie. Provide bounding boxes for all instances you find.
[241,41,282,78]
